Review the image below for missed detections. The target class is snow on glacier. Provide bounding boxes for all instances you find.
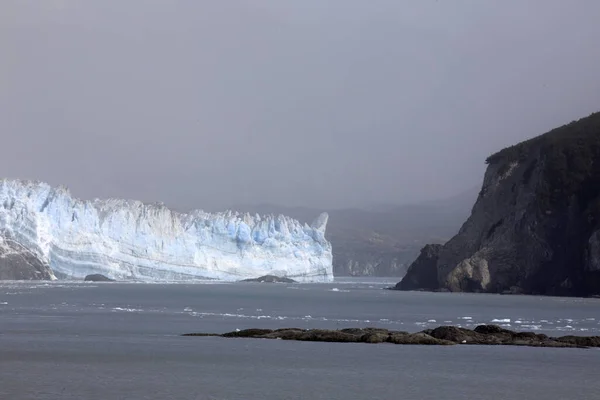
[0,179,333,282]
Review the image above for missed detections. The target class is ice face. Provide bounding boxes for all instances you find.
[0,179,333,282]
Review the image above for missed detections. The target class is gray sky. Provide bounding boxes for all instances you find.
[2,1,600,211]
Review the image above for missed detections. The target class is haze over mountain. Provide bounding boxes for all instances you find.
[2,1,600,211]
[233,186,479,276]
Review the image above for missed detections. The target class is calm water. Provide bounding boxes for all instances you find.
[1,278,599,399]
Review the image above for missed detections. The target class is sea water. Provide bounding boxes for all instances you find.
[1,278,599,399]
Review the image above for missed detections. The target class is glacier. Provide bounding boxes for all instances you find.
[0,179,333,282]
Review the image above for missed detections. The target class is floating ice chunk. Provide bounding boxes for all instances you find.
[329,287,349,292]
[112,307,143,312]
[520,325,542,330]
[491,318,511,323]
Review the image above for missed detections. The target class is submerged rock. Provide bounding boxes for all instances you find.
[240,275,297,283]
[182,324,600,349]
[84,274,115,282]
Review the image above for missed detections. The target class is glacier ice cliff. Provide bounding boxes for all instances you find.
[0,179,333,282]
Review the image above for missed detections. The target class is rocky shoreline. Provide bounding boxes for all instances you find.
[183,325,600,349]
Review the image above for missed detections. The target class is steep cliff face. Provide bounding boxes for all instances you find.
[395,244,441,290]
[397,112,600,296]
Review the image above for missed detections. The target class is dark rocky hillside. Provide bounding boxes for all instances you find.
[0,232,54,280]
[397,112,600,296]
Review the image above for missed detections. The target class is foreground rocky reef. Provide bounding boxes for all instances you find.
[0,179,333,282]
[397,112,600,296]
[183,325,600,348]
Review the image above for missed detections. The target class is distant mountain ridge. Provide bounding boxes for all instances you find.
[232,187,478,277]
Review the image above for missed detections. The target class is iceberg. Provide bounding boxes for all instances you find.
[0,179,333,282]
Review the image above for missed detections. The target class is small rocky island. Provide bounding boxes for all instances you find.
[395,112,600,296]
[183,325,600,349]
[84,274,115,282]
[240,275,297,283]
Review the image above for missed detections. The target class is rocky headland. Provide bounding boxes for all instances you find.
[396,112,600,296]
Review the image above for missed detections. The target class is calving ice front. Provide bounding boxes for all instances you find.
[0,179,333,282]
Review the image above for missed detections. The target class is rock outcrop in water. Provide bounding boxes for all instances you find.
[241,275,297,283]
[84,274,115,282]
[182,325,600,348]
[396,112,600,296]
[0,179,333,282]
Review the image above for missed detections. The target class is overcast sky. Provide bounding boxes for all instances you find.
[2,1,600,211]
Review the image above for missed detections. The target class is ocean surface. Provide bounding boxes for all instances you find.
[1,277,599,399]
